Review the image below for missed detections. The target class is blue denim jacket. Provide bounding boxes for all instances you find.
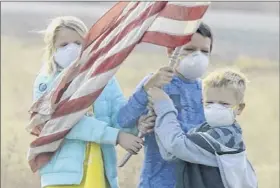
[33,72,137,188]
[117,75,205,188]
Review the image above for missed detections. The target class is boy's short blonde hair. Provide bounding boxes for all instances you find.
[203,68,249,102]
[42,16,88,76]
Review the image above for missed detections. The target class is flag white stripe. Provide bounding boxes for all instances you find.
[147,17,201,35]
[28,139,63,160]
[60,70,88,101]
[96,2,155,50]
[120,2,138,18]
[40,108,89,136]
[26,113,51,132]
[80,39,98,65]
[69,67,119,100]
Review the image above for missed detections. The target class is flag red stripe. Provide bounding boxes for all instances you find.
[29,152,53,172]
[31,95,71,129]
[29,91,49,114]
[141,31,193,48]
[79,2,140,73]
[53,96,70,115]
[88,2,140,54]
[31,124,44,137]
[31,112,37,119]
[92,45,135,76]
[54,81,72,104]
[31,87,99,130]
[80,2,167,74]
[52,64,81,105]
[30,129,70,147]
[159,4,209,21]
[83,2,130,50]
[52,88,104,118]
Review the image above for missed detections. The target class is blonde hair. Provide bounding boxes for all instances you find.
[203,68,249,102]
[42,16,88,76]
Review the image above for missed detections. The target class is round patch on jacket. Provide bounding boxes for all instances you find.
[39,83,47,92]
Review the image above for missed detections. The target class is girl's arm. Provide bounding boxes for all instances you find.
[33,74,120,145]
[65,116,120,145]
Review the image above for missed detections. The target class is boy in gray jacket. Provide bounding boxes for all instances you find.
[146,69,258,188]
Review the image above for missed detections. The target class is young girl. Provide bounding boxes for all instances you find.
[33,16,143,188]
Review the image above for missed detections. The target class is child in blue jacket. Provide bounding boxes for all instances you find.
[117,22,213,188]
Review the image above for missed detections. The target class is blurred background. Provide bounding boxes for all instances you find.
[1,2,279,188]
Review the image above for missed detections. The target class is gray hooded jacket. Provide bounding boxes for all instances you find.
[153,100,258,188]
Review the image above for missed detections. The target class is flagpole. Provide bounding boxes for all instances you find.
[118,46,181,168]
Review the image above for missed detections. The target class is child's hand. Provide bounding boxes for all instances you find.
[117,132,144,155]
[138,113,157,134]
[143,66,174,92]
[147,87,171,105]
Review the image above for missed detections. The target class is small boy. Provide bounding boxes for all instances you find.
[147,69,258,188]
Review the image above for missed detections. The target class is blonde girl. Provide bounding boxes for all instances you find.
[33,16,142,188]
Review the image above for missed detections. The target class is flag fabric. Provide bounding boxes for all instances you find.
[26,1,210,172]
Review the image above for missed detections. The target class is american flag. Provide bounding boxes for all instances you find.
[26,1,210,172]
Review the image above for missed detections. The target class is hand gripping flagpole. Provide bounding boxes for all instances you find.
[118,47,182,168]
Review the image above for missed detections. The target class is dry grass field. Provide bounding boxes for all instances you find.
[1,35,279,188]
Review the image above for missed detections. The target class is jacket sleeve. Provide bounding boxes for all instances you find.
[65,116,120,145]
[116,75,151,128]
[109,77,138,135]
[33,74,120,145]
[153,99,218,167]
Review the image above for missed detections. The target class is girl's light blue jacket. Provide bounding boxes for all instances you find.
[33,72,137,188]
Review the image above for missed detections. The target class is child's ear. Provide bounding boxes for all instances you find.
[236,103,245,115]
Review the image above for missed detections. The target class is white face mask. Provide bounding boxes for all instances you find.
[204,103,236,127]
[176,51,209,79]
[54,43,82,69]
